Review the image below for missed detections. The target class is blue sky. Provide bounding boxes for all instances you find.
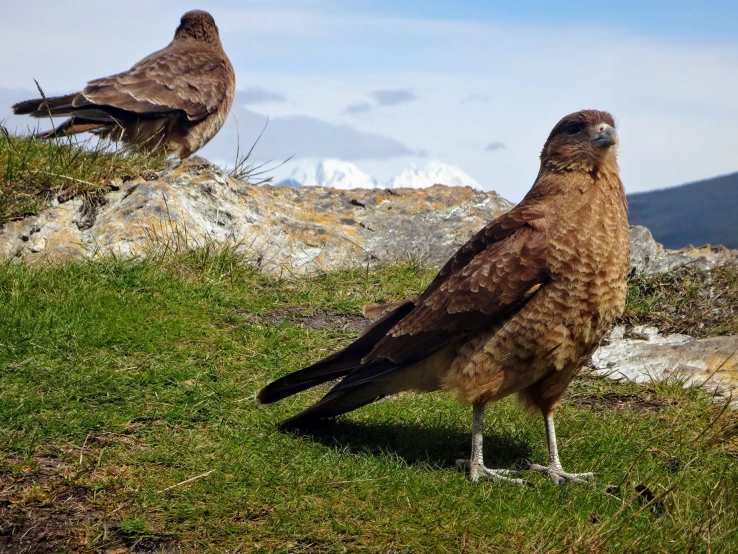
[1,1,737,201]
[361,0,738,41]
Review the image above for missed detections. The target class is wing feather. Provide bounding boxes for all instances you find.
[80,41,231,120]
[363,210,550,365]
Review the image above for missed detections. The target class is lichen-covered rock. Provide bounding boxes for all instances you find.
[2,158,736,277]
[629,225,736,276]
[0,158,513,275]
[591,325,738,402]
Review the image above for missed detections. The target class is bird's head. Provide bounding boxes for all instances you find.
[540,110,618,173]
[174,10,221,45]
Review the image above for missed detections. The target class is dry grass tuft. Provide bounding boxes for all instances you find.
[622,264,738,337]
[0,128,167,225]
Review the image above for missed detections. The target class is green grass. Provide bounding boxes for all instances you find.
[0,127,279,228]
[0,252,737,553]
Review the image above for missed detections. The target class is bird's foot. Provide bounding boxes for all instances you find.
[455,459,529,485]
[522,459,598,485]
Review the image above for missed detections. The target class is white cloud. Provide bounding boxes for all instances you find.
[461,94,493,105]
[343,102,374,116]
[200,104,417,162]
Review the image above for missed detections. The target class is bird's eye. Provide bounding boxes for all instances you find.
[564,122,585,135]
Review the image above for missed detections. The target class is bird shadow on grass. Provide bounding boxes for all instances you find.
[285,418,532,471]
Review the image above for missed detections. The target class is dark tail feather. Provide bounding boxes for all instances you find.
[280,390,382,430]
[279,360,400,429]
[36,119,106,139]
[257,300,414,404]
[12,93,80,117]
[11,99,41,115]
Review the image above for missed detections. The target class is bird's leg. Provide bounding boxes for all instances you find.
[455,403,527,485]
[524,414,597,484]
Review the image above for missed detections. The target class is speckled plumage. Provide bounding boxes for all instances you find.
[259,110,629,482]
[12,10,234,158]
[444,152,628,413]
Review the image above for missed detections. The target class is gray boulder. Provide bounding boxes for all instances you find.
[629,225,736,276]
[591,325,738,404]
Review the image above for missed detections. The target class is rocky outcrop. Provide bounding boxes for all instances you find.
[1,159,736,277]
[629,225,736,276]
[0,158,513,275]
[591,325,738,403]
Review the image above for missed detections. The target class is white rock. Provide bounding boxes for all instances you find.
[591,326,738,402]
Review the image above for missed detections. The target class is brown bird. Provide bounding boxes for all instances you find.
[258,109,629,484]
[11,10,235,158]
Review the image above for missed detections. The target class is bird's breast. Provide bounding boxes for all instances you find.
[546,199,629,346]
[443,176,629,404]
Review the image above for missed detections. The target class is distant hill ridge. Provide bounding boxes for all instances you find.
[626,171,738,249]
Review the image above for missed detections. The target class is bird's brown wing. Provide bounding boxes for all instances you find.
[77,41,231,121]
[360,206,546,321]
[420,205,546,301]
[274,208,550,426]
[363,207,549,366]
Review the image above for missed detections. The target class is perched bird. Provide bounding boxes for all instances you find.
[258,110,629,484]
[11,10,235,158]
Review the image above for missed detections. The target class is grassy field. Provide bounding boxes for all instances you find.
[1,251,737,553]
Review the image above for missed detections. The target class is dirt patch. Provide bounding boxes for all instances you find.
[565,390,673,413]
[0,486,95,554]
[245,307,370,333]
[104,524,178,553]
[0,455,176,554]
[0,457,95,554]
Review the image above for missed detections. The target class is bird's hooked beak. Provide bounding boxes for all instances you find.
[591,123,618,147]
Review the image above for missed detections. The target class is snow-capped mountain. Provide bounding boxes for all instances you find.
[280,159,379,190]
[277,159,483,191]
[387,160,482,190]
